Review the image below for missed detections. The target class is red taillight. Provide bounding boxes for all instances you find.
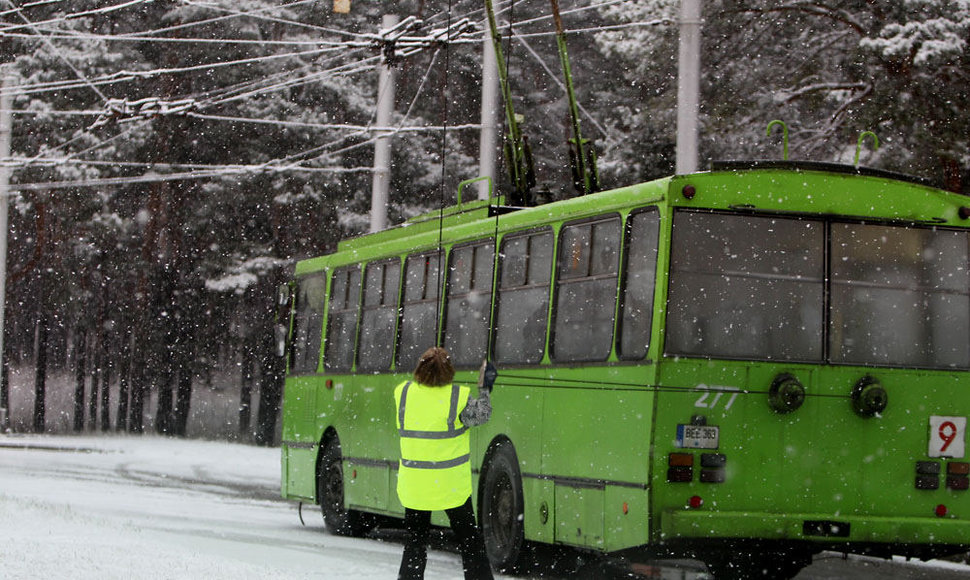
[688,495,704,509]
[935,504,948,518]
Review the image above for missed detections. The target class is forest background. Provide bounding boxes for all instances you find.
[0,0,967,444]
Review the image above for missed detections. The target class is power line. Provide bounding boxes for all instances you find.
[0,0,153,34]
[6,164,376,193]
[2,0,109,102]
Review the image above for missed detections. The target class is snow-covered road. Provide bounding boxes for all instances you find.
[0,434,477,579]
[3,434,970,580]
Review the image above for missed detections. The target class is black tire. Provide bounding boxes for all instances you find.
[317,438,371,536]
[480,440,530,573]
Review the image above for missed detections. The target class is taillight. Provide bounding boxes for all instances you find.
[947,462,970,491]
[667,453,694,483]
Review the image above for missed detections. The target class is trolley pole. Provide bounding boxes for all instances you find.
[477,16,500,201]
[0,70,12,431]
[369,14,398,233]
[676,0,702,175]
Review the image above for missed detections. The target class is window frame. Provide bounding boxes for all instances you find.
[289,273,327,375]
[550,214,623,363]
[396,250,445,371]
[442,239,496,369]
[323,264,362,373]
[492,227,554,366]
[356,258,402,373]
[616,207,661,361]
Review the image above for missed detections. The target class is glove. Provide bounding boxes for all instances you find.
[478,360,498,392]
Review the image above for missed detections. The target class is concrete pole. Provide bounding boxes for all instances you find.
[0,70,11,430]
[676,0,702,175]
[369,14,398,233]
[478,17,500,201]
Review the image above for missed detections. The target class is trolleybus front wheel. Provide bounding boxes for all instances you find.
[318,438,372,536]
[480,440,530,573]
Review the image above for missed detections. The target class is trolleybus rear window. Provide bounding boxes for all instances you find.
[666,212,824,361]
[668,210,970,369]
[290,274,327,374]
[443,241,494,368]
[324,265,361,372]
[494,229,553,364]
[831,223,970,368]
[357,259,401,372]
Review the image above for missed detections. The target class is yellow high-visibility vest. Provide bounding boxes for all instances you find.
[394,380,471,511]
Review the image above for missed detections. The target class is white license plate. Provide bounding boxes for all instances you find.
[677,424,719,449]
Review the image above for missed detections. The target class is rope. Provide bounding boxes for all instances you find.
[434,1,454,347]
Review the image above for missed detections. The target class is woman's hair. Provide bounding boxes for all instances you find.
[413,347,455,387]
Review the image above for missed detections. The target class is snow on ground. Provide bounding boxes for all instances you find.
[0,434,478,579]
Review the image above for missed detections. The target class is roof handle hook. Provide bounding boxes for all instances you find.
[854,131,879,168]
[457,175,495,210]
[766,120,789,160]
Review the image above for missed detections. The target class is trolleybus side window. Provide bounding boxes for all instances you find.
[443,241,495,368]
[551,215,621,362]
[397,251,444,371]
[830,224,970,368]
[494,229,553,364]
[666,212,824,361]
[357,259,401,372]
[618,208,660,360]
[324,265,361,372]
[290,274,327,374]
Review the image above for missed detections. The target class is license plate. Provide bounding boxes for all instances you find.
[677,424,719,449]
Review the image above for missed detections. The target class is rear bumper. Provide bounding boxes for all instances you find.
[662,509,970,548]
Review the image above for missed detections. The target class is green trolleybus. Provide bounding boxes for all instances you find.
[279,160,970,578]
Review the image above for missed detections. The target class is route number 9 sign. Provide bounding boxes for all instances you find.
[928,416,967,458]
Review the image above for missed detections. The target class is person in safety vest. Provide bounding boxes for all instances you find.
[394,346,496,580]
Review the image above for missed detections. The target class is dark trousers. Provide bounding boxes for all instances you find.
[398,497,494,580]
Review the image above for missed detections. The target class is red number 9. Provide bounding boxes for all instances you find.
[940,421,958,453]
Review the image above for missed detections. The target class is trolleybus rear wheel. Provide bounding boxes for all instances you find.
[318,438,371,536]
[480,440,530,573]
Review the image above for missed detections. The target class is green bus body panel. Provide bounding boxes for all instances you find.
[281,165,970,555]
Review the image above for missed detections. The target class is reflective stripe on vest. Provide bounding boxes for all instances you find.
[394,380,472,510]
[398,382,469,445]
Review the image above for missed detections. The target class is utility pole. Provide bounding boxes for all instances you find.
[0,70,12,431]
[676,0,702,174]
[477,16,500,201]
[369,14,398,233]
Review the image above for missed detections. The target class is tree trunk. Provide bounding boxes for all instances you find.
[73,328,87,432]
[238,334,255,439]
[33,310,48,433]
[254,325,285,447]
[116,325,131,432]
[0,322,8,432]
[173,367,191,437]
[100,351,111,431]
[88,339,100,430]
[155,373,174,435]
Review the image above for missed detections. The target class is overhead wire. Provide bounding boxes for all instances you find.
[2,0,109,102]
[512,31,607,136]
[3,1,665,192]
[0,0,153,34]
